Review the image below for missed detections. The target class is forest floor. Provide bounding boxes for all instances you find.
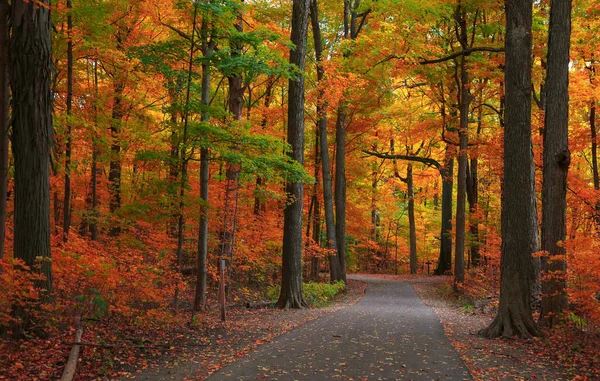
[117,279,368,380]
[407,274,600,381]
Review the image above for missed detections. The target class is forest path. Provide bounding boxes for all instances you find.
[207,274,471,380]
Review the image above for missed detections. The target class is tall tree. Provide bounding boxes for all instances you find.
[539,0,572,328]
[63,0,74,241]
[276,0,311,309]
[453,3,471,290]
[9,0,54,323]
[194,15,215,312]
[0,0,9,261]
[479,0,542,338]
[310,0,340,281]
[407,163,417,274]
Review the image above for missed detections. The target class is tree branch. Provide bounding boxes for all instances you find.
[363,150,442,172]
[374,46,504,68]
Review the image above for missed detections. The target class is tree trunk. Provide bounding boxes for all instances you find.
[334,108,347,283]
[539,0,571,328]
[194,20,213,311]
[407,164,417,274]
[108,78,124,232]
[310,0,340,282]
[453,5,470,290]
[9,0,54,331]
[435,148,454,275]
[309,121,321,281]
[175,4,198,312]
[479,0,542,338]
[591,103,598,191]
[90,61,99,241]
[0,0,9,261]
[62,0,73,241]
[277,0,310,309]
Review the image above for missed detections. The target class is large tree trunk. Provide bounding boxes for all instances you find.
[479,0,542,338]
[407,164,417,274]
[539,0,571,328]
[435,148,454,275]
[62,0,73,241]
[277,0,310,309]
[310,0,340,281]
[9,0,54,329]
[0,0,9,261]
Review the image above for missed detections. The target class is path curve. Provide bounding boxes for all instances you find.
[208,274,471,380]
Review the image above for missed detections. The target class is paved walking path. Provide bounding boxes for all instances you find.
[208,275,471,380]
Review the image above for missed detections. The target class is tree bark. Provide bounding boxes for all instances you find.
[277,0,310,309]
[90,61,99,241]
[63,0,74,241]
[407,164,417,274]
[9,0,54,329]
[539,0,571,328]
[453,5,470,290]
[0,0,9,261]
[435,149,454,275]
[479,0,542,338]
[334,107,347,283]
[310,0,340,281]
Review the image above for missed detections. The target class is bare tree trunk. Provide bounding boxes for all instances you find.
[539,0,571,328]
[479,0,542,338]
[0,0,9,261]
[62,0,74,241]
[9,0,54,332]
[277,0,310,309]
[407,164,417,274]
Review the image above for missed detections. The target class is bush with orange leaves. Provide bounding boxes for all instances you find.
[0,226,183,334]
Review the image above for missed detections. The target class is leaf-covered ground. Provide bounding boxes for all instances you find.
[410,276,600,381]
[120,279,367,380]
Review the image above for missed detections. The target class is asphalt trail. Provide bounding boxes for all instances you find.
[208,275,471,380]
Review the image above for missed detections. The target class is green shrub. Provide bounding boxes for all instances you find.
[267,280,346,307]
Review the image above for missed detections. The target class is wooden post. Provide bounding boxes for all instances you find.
[219,257,226,321]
